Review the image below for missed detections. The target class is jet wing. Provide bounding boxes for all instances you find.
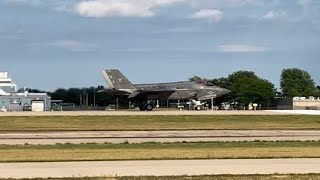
[98,89,131,96]
[128,89,175,100]
[99,88,175,99]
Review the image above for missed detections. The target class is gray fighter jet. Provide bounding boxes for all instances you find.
[102,69,231,111]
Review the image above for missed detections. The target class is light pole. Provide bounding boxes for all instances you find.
[93,90,96,107]
[116,98,119,110]
[211,97,214,110]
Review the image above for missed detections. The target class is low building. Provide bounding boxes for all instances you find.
[293,97,320,110]
[276,97,320,110]
[0,72,51,112]
[0,92,51,111]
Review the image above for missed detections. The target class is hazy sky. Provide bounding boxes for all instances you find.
[0,0,319,91]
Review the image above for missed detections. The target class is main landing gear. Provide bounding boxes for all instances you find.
[138,101,154,111]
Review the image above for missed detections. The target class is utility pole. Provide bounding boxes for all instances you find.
[116,98,119,110]
[93,90,96,107]
[86,93,89,106]
[80,94,82,106]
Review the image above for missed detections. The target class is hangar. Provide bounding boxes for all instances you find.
[0,72,51,112]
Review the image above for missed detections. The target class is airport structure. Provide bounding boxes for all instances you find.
[293,97,320,110]
[0,72,17,95]
[0,72,51,112]
[277,96,320,110]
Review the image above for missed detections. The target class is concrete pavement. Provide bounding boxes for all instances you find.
[1,159,320,178]
[0,110,318,117]
[2,130,320,144]
[0,110,289,116]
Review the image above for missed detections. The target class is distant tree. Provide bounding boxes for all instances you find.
[17,88,47,93]
[48,88,69,102]
[27,88,47,93]
[189,75,209,84]
[209,77,230,88]
[315,86,320,97]
[48,86,118,106]
[226,71,276,106]
[280,68,316,97]
[190,71,276,106]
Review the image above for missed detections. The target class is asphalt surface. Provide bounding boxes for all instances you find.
[2,130,320,144]
[1,159,320,178]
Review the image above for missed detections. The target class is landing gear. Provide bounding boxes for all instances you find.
[138,104,145,111]
[145,104,154,111]
[138,101,154,111]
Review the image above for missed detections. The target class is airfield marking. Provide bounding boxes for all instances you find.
[1,159,320,178]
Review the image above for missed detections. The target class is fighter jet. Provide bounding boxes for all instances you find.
[102,69,231,111]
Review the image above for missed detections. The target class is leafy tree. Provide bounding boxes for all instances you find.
[226,71,276,106]
[26,88,47,93]
[315,86,320,97]
[48,86,118,106]
[210,77,230,88]
[49,88,67,99]
[189,75,208,84]
[280,68,316,97]
[190,71,276,106]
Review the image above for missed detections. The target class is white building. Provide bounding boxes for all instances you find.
[293,97,320,110]
[0,72,51,111]
[0,72,17,95]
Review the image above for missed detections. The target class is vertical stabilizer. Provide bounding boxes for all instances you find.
[102,69,136,90]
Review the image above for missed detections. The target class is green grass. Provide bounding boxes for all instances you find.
[3,174,320,180]
[0,115,320,131]
[1,141,320,162]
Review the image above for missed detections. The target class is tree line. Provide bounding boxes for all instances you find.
[26,68,320,107]
[190,68,319,107]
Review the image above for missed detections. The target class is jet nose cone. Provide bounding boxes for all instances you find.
[220,88,231,96]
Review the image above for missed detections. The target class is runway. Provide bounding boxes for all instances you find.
[0,110,293,116]
[0,110,319,116]
[0,159,320,178]
[2,130,320,145]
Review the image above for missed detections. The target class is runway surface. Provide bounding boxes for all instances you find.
[2,130,320,144]
[0,110,319,116]
[0,110,294,116]
[267,110,320,115]
[1,159,320,178]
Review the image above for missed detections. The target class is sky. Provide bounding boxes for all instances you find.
[0,0,319,91]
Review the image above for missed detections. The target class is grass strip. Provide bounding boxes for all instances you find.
[1,141,320,162]
[0,115,320,131]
